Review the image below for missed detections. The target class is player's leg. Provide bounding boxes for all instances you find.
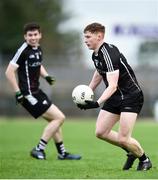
[47,107,81,160]
[53,128,81,160]
[41,104,65,141]
[95,110,121,146]
[119,112,140,170]
[32,103,81,160]
[119,112,143,156]
[30,104,64,160]
[95,110,136,169]
[119,112,152,170]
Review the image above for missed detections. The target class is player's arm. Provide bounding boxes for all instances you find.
[97,45,120,105]
[5,63,20,92]
[89,70,102,91]
[77,70,119,110]
[97,70,119,105]
[40,65,56,85]
[40,65,49,78]
[5,63,24,104]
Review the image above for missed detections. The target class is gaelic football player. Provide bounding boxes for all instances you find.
[77,22,152,170]
[5,22,81,160]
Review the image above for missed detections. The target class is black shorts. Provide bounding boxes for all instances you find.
[102,91,144,115]
[21,89,52,118]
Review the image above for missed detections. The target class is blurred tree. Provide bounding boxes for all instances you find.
[0,0,81,65]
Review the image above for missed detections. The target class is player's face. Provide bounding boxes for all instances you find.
[24,30,41,47]
[84,31,101,50]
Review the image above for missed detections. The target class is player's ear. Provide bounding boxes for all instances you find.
[97,33,102,40]
[24,34,27,41]
[97,32,104,41]
[39,33,42,39]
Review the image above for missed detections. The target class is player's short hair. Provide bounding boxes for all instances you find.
[84,23,105,34]
[24,22,41,34]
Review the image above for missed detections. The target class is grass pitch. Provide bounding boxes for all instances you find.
[0,117,158,179]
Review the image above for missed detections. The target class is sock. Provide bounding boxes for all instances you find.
[122,147,129,153]
[55,141,66,156]
[36,139,47,151]
[139,153,148,162]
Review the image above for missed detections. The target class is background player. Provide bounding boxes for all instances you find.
[77,22,152,170]
[5,22,81,161]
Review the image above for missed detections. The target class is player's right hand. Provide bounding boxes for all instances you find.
[77,100,99,110]
[15,91,24,104]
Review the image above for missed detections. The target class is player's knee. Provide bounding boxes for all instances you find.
[58,114,65,124]
[118,137,128,147]
[95,129,104,139]
[95,128,110,139]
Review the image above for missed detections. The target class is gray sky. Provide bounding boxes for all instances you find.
[63,0,158,68]
[65,0,158,28]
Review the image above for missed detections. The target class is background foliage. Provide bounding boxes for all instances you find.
[0,0,81,63]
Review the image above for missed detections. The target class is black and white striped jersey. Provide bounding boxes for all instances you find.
[92,42,141,98]
[10,42,42,95]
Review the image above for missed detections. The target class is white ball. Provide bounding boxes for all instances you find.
[72,85,94,105]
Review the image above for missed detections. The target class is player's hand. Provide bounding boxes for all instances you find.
[77,100,99,110]
[45,75,56,85]
[15,91,24,104]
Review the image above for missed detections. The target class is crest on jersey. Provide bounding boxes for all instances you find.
[42,100,48,105]
[29,54,35,59]
[109,44,113,48]
[94,59,99,66]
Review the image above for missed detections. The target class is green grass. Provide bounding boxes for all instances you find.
[0,117,158,179]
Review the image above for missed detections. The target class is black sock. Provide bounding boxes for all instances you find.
[36,139,47,151]
[55,141,66,156]
[122,147,129,153]
[139,153,148,162]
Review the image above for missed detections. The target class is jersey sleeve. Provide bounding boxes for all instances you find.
[100,45,120,72]
[10,43,27,67]
[10,50,23,67]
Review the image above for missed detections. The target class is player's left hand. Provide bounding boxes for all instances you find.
[77,100,99,110]
[15,91,24,104]
[45,75,56,85]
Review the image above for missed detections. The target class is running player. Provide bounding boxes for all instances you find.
[5,22,81,161]
[77,22,151,170]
